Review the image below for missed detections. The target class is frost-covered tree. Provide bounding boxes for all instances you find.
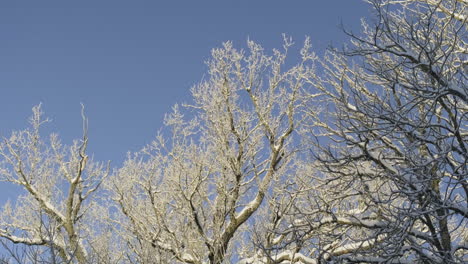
[111,37,316,264]
[0,105,111,264]
[0,1,466,263]
[256,0,467,263]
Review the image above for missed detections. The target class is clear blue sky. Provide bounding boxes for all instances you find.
[0,1,370,176]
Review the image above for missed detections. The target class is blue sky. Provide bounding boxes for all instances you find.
[0,0,370,175]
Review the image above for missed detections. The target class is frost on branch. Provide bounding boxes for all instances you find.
[112,37,316,264]
[0,1,465,263]
[0,105,111,264]
[264,0,467,263]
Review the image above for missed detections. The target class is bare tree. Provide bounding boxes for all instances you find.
[112,37,316,264]
[112,1,467,262]
[1,1,465,264]
[0,105,110,264]
[256,0,467,263]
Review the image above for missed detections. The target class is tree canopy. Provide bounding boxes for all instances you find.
[0,0,466,263]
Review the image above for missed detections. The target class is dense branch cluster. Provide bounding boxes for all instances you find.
[0,0,466,263]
